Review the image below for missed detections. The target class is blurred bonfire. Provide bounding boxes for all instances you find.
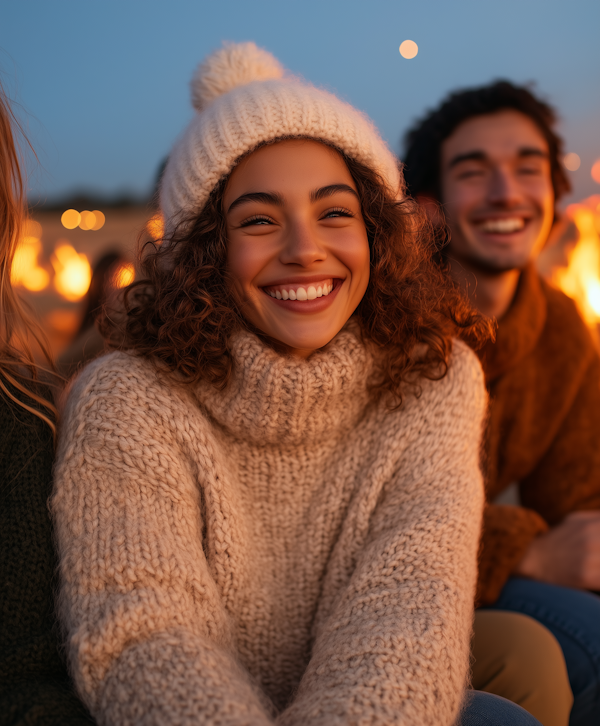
[12,201,164,373]
[538,195,600,336]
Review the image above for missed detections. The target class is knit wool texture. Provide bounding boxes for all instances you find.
[52,328,486,726]
[160,42,402,231]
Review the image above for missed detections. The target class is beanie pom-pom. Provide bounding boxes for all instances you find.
[191,42,284,111]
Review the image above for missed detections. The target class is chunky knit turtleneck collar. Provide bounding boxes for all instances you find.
[196,324,373,446]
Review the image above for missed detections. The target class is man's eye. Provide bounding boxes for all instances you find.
[323,207,353,219]
[240,215,274,227]
[518,166,542,176]
[457,169,484,180]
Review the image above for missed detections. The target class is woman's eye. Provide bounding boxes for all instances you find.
[240,215,274,227]
[323,207,354,219]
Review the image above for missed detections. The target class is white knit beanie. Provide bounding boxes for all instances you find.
[160,42,402,231]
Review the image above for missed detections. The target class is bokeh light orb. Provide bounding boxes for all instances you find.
[91,210,105,230]
[113,262,135,289]
[146,213,164,242]
[61,209,81,229]
[79,210,96,231]
[564,152,581,171]
[591,159,600,184]
[399,40,418,59]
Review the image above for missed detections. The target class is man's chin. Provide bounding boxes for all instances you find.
[446,247,531,276]
[466,255,529,275]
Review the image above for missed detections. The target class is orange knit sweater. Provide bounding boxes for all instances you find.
[476,263,600,605]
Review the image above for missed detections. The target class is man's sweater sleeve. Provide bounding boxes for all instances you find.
[51,358,274,726]
[477,504,548,606]
[0,391,95,726]
[278,342,487,726]
[477,353,600,606]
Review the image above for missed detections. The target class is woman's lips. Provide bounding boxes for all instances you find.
[261,278,343,312]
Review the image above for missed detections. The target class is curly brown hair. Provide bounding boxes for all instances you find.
[101,143,493,404]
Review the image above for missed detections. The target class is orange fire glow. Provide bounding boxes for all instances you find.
[551,196,600,325]
[146,213,164,242]
[51,242,92,301]
[11,230,50,292]
[113,262,135,288]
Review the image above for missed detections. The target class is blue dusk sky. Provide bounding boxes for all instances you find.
[2,0,599,205]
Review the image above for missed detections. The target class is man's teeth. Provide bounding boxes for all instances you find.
[480,218,526,233]
[267,282,334,301]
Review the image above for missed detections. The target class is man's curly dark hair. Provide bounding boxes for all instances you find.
[402,80,571,209]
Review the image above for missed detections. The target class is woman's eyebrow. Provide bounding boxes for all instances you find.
[227,191,284,214]
[310,184,359,202]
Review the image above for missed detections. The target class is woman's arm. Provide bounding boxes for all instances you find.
[0,391,95,725]
[52,355,274,726]
[279,342,487,726]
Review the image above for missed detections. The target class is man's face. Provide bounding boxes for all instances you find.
[440,110,555,274]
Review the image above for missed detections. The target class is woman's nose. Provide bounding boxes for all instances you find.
[279,221,327,266]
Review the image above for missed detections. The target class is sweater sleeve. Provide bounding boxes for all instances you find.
[278,342,487,726]
[0,389,95,725]
[476,353,600,606]
[51,357,274,726]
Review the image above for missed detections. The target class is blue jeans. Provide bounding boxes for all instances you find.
[489,578,600,726]
[459,691,541,725]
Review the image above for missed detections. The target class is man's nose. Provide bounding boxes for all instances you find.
[279,220,327,266]
[487,168,523,206]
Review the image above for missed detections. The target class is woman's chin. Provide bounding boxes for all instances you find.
[264,326,345,358]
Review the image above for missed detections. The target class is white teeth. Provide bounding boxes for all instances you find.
[481,218,525,233]
[266,280,335,301]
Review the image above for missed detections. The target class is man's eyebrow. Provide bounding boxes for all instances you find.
[518,147,549,160]
[448,151,487,169]
[448,147,550,169]
[310,184,359,202]
[227,191,284,214]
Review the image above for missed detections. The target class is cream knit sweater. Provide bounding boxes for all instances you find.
[52,327,486,726]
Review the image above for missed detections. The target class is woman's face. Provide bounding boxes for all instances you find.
[224,139,370,358]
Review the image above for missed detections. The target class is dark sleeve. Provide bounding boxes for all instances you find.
[476,354,600,606]
[476,504,548,606]
[0,393,95,725]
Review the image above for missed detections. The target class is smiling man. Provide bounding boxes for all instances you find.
[403,81,600,725]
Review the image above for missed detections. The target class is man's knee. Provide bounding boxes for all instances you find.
[472,610,573,726]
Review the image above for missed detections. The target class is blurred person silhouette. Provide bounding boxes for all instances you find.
[58,251,131,378]
[0,83,94,724]
[403,80,600,726]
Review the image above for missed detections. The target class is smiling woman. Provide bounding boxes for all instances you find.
[49,42,543,726]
